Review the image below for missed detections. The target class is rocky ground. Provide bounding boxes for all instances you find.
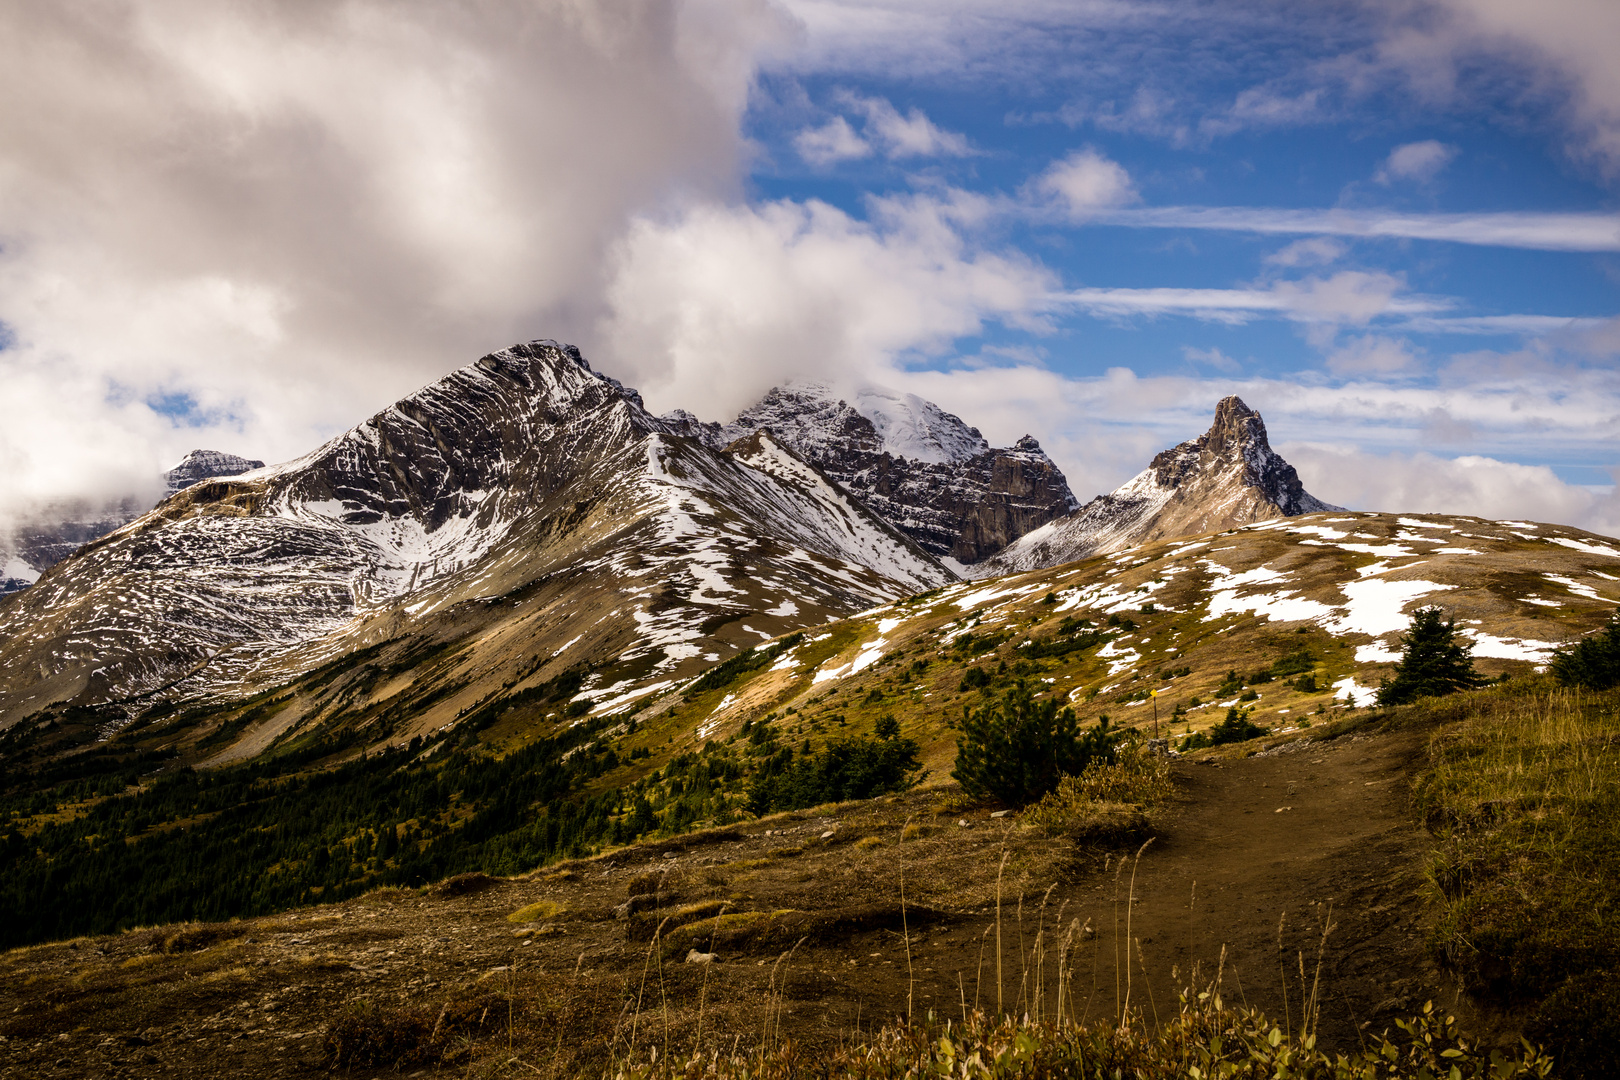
[0,720,1481,1080]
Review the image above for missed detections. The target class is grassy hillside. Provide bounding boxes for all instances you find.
[1,512,1615,951]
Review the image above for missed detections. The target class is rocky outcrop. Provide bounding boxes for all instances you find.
[977,396,1339,576]
[666,382,1078,565]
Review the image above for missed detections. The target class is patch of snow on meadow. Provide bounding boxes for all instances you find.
[1549,537,1620,559]
[1560,572,1607,602]
[813,634,888,683]
[1460,630,1560,663]
[1355,642,1401,663]
[1326,577,1455,638]
[1333,676,1378,707]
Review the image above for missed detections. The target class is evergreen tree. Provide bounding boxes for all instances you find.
[952,681,1117,805]
[1376,607,1485,706]
[1550,609,1620,690]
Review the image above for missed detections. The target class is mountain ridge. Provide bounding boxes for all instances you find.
[0,342,953,733]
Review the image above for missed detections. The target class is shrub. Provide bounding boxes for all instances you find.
[1377,607,1485,706]
[1550,609,1620,690]
[952,681,1118,805]
[959,667,992,691]
[1024,739,1173,838]
[1180,706,1267,752]
[1269,647,1315,677]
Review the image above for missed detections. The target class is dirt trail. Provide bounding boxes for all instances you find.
[1043,729,1451,1048]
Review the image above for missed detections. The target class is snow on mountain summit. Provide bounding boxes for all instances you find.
[664,380,1076,564]
[164,450,266,495]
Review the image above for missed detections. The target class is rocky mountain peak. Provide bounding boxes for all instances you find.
[666,381,1075,565]
[974,396,1340,577]
[1145,396,1324,517]
[165,450,266,496]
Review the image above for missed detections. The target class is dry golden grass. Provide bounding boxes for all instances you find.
[1023,741,1174,838]
[506,899,566,923]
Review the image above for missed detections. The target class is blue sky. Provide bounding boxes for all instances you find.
[641,0,1618,528]
[0,1,1615,533]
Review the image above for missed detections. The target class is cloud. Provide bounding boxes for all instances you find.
[839,93,972,158]
[0,0,793,522]
[1284,445,1620,538]
[1035,148,1139,219]
[1055,272,1442,325]
[1374,139,1458,184]
[794,115,871,165]
[1324,335,1424,375]
[1200,85,1323,137]
[1094,205,1620,251]
[1265,237,1347,267]
[1372,0,1620,179]
[598,194,1056,419]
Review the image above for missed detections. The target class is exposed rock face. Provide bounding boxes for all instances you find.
[164,450,265,496]
[666,382,1078,565]
[0,343,954,729]
[0,451,264,597]
[978,396,1339,576]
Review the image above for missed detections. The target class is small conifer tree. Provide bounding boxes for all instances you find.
[1376,607,1485,706]
[952,681,1117,805]
[1550,608,1620,690]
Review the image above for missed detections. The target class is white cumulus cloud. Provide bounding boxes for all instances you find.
[794,115,872,165]
[598,194,1056,419]
[0,0,793,523]
[1036,148,1139,219]
[1375,140,1458,184]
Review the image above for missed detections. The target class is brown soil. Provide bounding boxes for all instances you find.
[0,726,1470,1079]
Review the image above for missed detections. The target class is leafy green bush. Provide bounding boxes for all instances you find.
[1550,609,1620,690]
[1377,607,1485,705]
[952,681,1118,805]
[1269,647,1316,677]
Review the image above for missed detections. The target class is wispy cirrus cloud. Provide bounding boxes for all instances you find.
[1053,272,1445,325]
[1092,206,1620,252]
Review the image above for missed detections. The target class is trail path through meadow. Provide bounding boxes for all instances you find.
[1046,727,1454,1050]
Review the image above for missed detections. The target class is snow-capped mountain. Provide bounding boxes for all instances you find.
[978,396,1338,577]
[164,449,266,496]
[0,343,953,731]
[666,380,1078,566]
[0,450,264,598]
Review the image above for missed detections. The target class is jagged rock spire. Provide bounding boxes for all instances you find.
[973,396,1340,577]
